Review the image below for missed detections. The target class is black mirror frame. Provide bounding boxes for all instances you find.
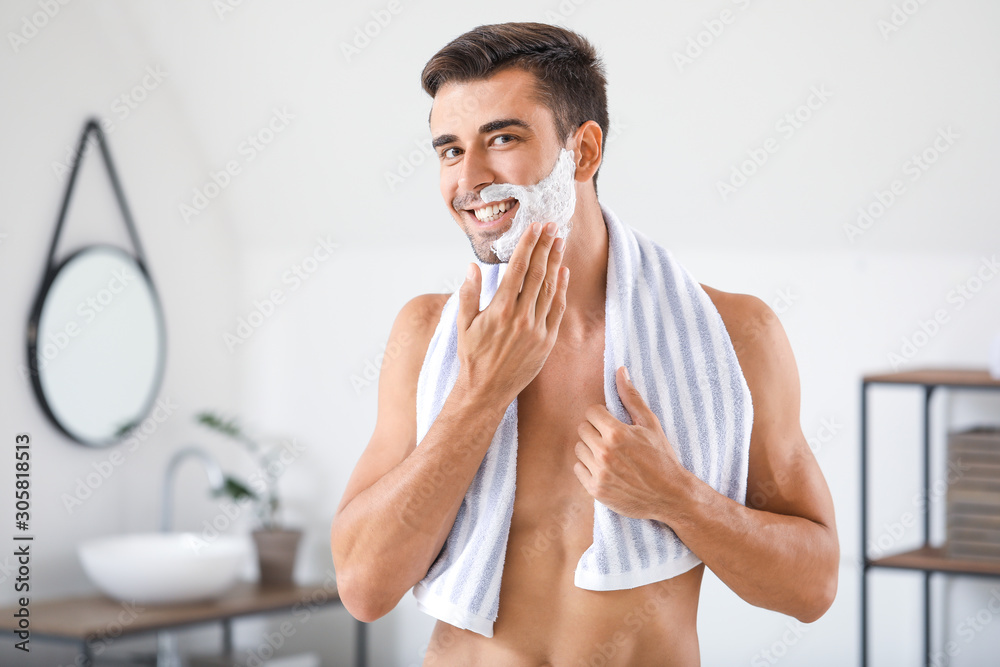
[26,118,168,447]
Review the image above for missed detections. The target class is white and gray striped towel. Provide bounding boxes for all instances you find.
[411,202,753,637]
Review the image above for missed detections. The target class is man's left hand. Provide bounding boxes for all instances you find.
[573,365,692,521]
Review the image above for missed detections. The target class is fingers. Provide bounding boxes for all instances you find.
[517,222,559,319]
[495,222,544,308]
[574,441,596,473]
[545,264,569,334]
[457,262,480,332]
[535,234,566,326]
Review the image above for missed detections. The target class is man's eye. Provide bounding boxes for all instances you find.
[493,134,516,146]
[440,147,461,159]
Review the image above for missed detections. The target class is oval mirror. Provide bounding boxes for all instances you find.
[27,244,166,447]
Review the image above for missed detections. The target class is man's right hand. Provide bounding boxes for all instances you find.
[456,221,569,406]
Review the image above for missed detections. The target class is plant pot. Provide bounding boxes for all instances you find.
[252,528,302,586]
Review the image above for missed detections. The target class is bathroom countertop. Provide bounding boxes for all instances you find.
[0,581,343,642]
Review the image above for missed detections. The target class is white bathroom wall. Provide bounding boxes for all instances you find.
[1,1,999,666]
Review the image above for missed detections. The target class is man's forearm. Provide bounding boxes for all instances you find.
[332,387,508,620]
[661,472,839,623]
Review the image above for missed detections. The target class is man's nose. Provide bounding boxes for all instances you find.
[457,145,494,191]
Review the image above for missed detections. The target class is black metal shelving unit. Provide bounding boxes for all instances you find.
[861,368,1000,667]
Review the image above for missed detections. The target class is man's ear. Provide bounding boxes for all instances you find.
[571,120,603,183]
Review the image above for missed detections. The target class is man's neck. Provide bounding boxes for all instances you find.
[559,192,608,334]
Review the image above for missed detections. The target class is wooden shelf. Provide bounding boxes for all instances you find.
[0,581,342,642]
[863,368,1000,388]
[869,546,1000,577]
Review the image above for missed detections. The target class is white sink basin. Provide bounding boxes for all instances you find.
[78,532,251,605]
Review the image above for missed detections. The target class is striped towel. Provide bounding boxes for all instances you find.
[411,202,753,637]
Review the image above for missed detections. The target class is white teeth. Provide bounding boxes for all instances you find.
[474,200,512,222]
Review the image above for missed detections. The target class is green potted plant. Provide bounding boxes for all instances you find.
[194,411,302,586]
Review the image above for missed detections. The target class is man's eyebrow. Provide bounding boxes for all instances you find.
[478,118,532,134]
[432,133,458,149]
[431,118,533,150]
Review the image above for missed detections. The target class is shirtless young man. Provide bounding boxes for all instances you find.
[331,23,839,666]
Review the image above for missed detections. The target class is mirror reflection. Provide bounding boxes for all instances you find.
[30,245,166,446]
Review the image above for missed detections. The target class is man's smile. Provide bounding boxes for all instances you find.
[463,197,519,229]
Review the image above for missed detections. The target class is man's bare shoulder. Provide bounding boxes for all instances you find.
[699,284,778,361]
[403,292,452,330]
[698,283,799,408]
[392,293,452,361]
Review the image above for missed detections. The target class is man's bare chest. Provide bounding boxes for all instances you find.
[509,328,605,551]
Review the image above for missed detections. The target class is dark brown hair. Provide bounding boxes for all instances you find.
[421,22,609,193]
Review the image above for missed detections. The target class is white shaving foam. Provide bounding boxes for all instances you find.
[480,148,577,262]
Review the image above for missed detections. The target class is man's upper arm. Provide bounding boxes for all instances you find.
[706,286,836,530]
[333,293,448,519]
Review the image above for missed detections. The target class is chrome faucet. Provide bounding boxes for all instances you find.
[160,446,225,532]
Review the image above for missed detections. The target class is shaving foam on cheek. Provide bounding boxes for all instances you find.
[480,148,577,262]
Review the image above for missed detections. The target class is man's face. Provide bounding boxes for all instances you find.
[430,68,568,263]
